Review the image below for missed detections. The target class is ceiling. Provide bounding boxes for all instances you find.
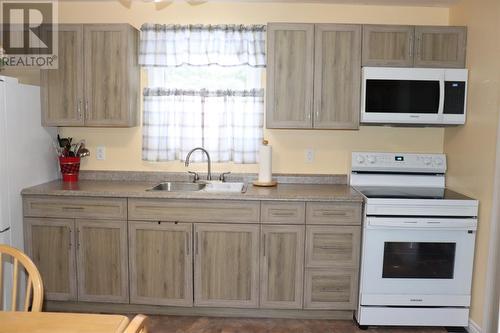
[61,0,460,8]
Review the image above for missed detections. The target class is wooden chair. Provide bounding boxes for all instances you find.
[124,314,148,333]
[0,244,44,312]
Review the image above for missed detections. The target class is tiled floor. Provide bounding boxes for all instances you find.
[139,315,448,333]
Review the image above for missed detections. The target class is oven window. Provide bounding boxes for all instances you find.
[382,242,456,279]
[366,79,440,114]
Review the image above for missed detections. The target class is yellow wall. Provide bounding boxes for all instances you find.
[51,1,449,174]
[444,0,500,327]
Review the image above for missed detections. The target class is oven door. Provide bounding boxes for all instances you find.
[361,67,445,125]
[360,217,477,307]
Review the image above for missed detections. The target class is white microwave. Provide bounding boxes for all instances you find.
[361,67,468,126]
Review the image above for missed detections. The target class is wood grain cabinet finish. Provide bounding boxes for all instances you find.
[260,225,304,309]
[304,268,358,309]
[313,24,361,129]
[266,23,362,130]
[76,219,129,303]
[41,25,84,126]
[305,226,361,268]
[23,196,127,220]
[83,24,139,126]
[128,199,260,223]
[24,218,77,301]
[414,26,467,68]
[194,224,260,308]
[261,202,305,224]
[266,23,315,129]
[362,25,415,67]
[41,24,139,127]
[306,202,362,226]
[129,221,193,307]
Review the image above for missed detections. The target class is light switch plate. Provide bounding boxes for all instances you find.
[305,148,314,163]
[96,146,106,160]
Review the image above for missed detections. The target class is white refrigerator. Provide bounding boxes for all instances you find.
[0,76,58,308]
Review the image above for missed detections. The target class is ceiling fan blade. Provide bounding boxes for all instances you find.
[155,1,174,10]
[186,0,207,5]
[117,0,132,8]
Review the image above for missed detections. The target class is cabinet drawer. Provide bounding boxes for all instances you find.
[304,268,358,309]
[305,226,360,268]
[23,196,127,220]
[261,202,305,224]
[306,202,361,225]
[129,199,260,223]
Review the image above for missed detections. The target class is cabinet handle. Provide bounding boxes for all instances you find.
[186,232,190,256]
[76,228,80,250]
[263,234,266,257]
[271,211,295,217]
[195,232,199,255]
[409,34,413,58]
[84,100,89,120]
[62,206,84,211]
[321,211,347,216]
[416,36,421,58]
[69,229,72,249]
[77,100,82,120]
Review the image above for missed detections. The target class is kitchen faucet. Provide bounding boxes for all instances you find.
[184,147,212,181]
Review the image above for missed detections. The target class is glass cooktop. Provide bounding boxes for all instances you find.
[354,186,474,200]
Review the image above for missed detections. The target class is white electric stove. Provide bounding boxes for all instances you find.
[351,152,478,330]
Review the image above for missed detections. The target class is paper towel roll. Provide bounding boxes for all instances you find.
[258,141,272,183]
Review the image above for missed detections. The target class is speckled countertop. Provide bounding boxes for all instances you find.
[21,180,364,202]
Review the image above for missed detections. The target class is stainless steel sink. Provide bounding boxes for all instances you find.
[148,182,206,192]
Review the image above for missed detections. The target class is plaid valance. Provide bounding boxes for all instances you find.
[139,24,266,67]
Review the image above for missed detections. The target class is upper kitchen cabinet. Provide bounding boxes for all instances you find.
[362,25,414,67]
[41,25,84,126]
[314,24,361,129]
[41,24,139,127]
[414,26,467,68]
[266,23,314,129]
[362,25,467,68]
[266,23,361,130]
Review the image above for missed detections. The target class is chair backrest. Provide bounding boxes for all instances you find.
[124,314,148,333]
[0,244,44,312]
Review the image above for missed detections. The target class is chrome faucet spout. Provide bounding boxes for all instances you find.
[184,147,212,181]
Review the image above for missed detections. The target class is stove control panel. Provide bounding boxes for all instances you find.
[351,152,447,173]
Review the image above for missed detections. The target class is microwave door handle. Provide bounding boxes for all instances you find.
[438,76,445,115]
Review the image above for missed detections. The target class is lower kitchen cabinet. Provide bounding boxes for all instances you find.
[25,218,77,301]
[304,268,358,309]
[76,219,129,303]
[129,221,193,306]
[260,225,304,309]
[194,223,260,308]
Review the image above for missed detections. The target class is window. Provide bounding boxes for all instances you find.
[139,24,266,163]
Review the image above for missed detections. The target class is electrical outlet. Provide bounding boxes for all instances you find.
[96,146,106,160]
[305,148,314,163]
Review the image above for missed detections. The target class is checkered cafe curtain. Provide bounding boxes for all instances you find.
[140,24,266,163]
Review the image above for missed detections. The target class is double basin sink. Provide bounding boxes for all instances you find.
[148,181,247,193]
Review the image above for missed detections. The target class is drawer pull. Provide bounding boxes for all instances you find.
[270,211,295,217]
[320,287,342,292]
[321,211,347,216]
[62,206,85,211]
[316,246,339,250]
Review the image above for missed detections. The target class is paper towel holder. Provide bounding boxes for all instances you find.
[253,139,277,187]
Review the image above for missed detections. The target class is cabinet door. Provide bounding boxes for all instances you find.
[260,225,304,309]
[414,26,466,68]
[83,24,138,127]
[194,224,259,308]
[129,221,193,307]
[362,25,414,67]
[314,24,361,129]
[24,218,77,301]
[76,219,129,303]
[266,23,314,128]
[41,24,84,126]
